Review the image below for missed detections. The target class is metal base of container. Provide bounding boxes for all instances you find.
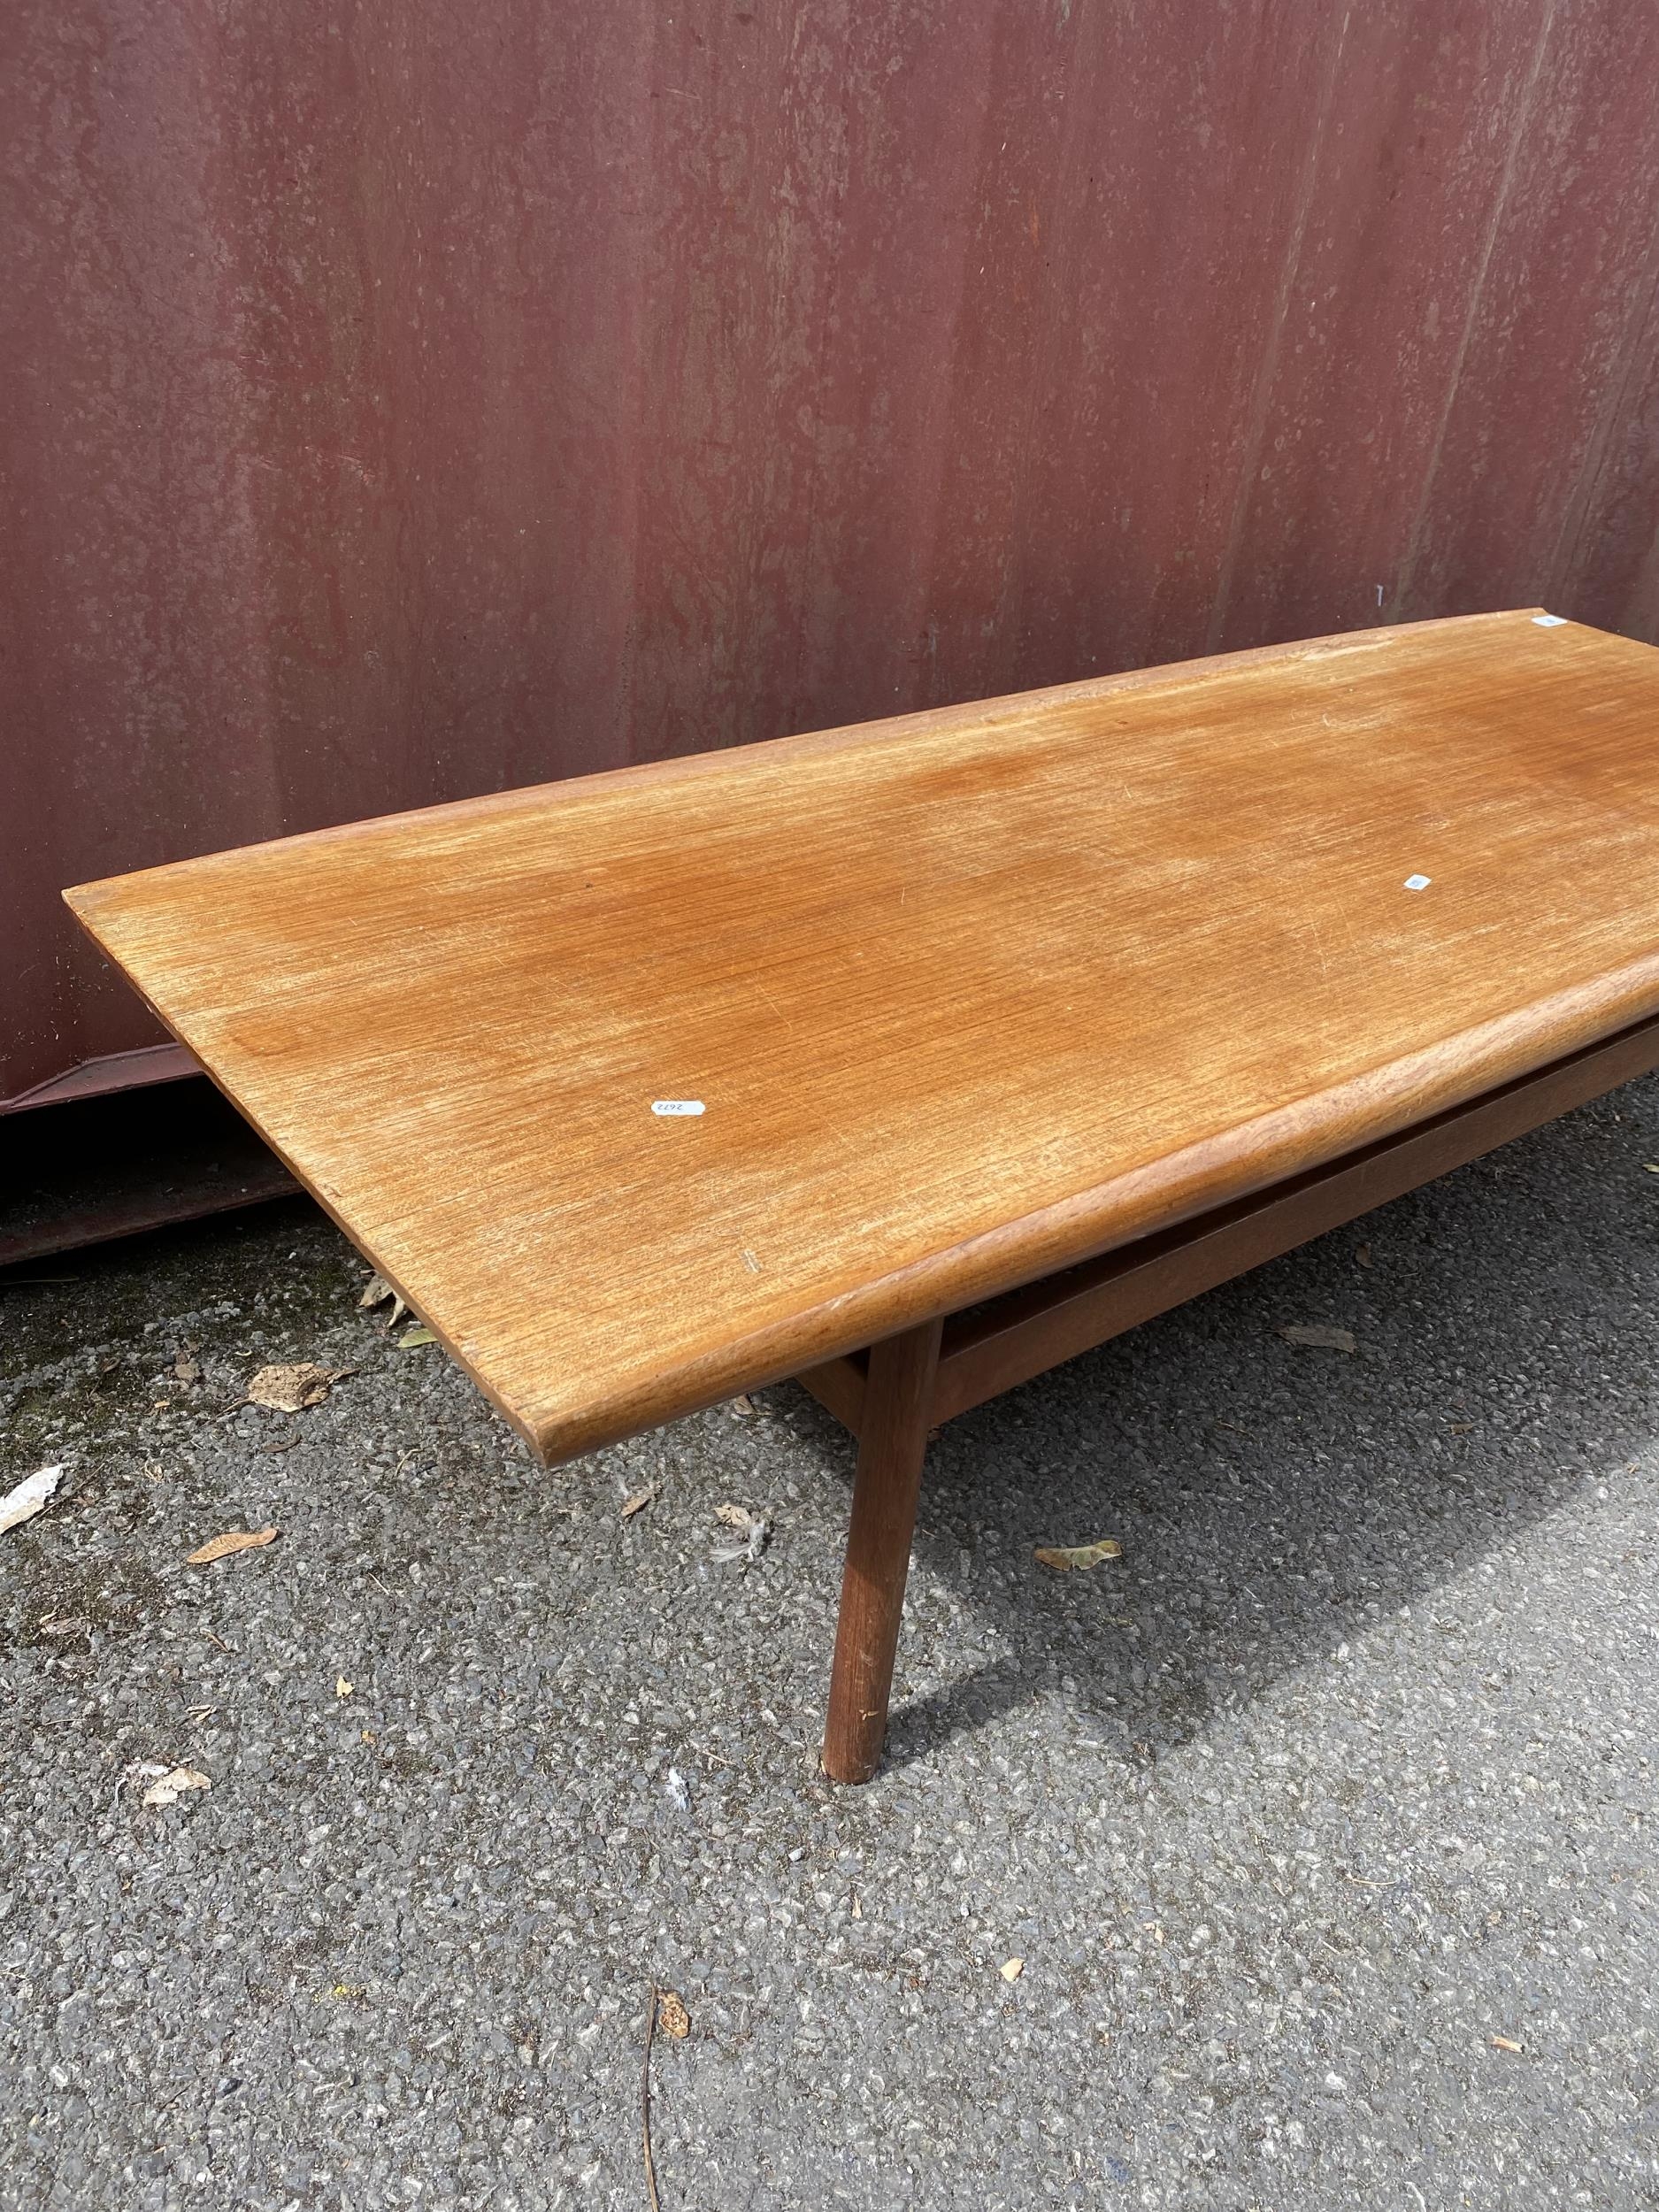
[0,1079,298,1268]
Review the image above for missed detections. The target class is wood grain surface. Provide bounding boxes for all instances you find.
[65,610,1659,1463]
[823,1318,944,1786]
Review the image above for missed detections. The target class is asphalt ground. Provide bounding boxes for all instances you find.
[3,1079,1656,2209]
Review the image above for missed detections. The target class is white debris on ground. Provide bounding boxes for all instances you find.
[710,1502,770,1564]
[0,1464,62,1536]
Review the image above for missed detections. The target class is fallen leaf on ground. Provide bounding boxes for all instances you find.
[1033,1538,1122,1572]
[1355,1242,1372,1268]
[1000,1957,1025,1983]
[620,1486,657,1519]
[715,1502,756,1528]
[1644,1164,1659,1175]
[142,1765,211,1809]
[1490,2034,1524,2053]
[396,1325,437,1349]
[729,1394,759,1417]
[335,1676,354,1698]
[1279,1325,1356,1353]
[657,1990,690,2039]
[188,1525,279,1565]
[359,1273,408,1326]
[0,1465,62,1536]
[248,1363,349,1412]
[173,1354,201,1384]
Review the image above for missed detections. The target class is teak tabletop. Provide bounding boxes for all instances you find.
[65,611,1659,1468]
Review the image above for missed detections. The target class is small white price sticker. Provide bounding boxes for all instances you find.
[1403,873,1432,891]
[1532,613,1566,627]
[652,1099,705,1117]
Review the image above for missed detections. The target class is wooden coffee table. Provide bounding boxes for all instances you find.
[66,609,1659,1780]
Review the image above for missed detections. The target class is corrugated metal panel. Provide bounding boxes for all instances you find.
[5,0,1659,1103]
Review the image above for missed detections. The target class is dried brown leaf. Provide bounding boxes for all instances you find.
[360,1274,408,1326]
[248,1362,349,1412]
[715,1502,755,1530]
[1033,1538,1122,1572]
[396,1325,437,1349]
[1279,1325,1356,1353]
[173,1355,202,1384]
[188,1525,279,1566]
[1490,2034,1524,2053]
[620,1486,657,1520]
[142,1765,210,1809]
[657,1990,690,2039]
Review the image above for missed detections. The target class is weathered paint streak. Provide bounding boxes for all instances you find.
[5,0,1659,1100]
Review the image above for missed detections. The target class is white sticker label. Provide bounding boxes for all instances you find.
[651,1099,705,1117]
[1403,873,1432,891]
[1532,613,1566,627]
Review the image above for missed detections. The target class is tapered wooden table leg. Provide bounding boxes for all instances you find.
[822,1316,944,1784]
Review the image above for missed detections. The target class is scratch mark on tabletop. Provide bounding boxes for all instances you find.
[756,982,795,1032]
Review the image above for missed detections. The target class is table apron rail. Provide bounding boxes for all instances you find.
[795,1009,1659,1440]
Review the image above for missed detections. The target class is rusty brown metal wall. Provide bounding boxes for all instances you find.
[6,0,1659,1105]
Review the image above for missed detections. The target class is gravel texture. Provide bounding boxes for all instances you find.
[3,1081,1657,2210]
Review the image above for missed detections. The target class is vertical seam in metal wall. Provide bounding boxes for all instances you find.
[787,4,857,736]
[618,2,666,765]
[1394,0,1559,618]
[1546,183,1659,608]
[994,0,1094,687]
[915,9,1007,713]
[1202,6,1353,656]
